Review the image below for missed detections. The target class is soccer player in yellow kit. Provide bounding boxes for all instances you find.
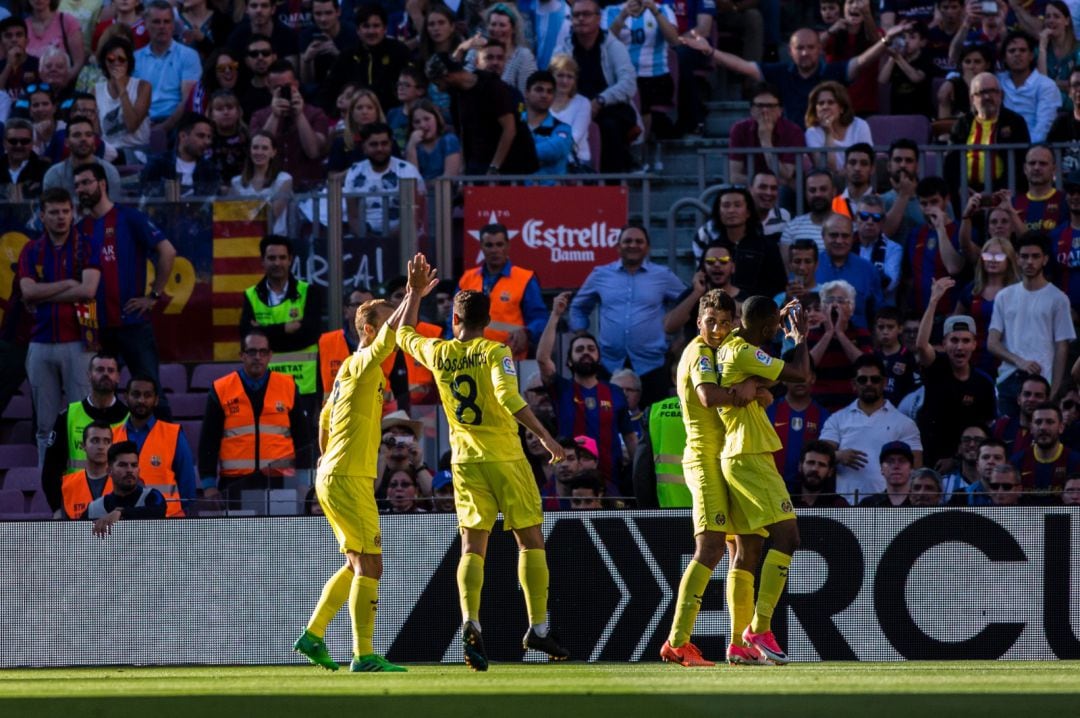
[661,289,769,667]
[717,295,810,665]
[396,254,569,671]
[292,295,411,673]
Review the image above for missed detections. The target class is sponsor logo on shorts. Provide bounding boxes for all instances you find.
[755,349,773,366]
[715,512,726,526]
[502,356,517,375]
[780,500,793,513]
[374,534,382,547]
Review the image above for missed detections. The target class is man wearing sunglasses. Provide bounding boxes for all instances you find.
[0,117,48,198]
[820,354,922,502]
[198,328,312,508]
[854,195,902,307]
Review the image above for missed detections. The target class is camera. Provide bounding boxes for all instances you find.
[383,434,415,449]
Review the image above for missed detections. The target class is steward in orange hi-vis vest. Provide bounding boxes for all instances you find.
[213,371,296,479]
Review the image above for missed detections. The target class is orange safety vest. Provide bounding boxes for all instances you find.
[213,371,296,479]
[318,328,401,412]
[831,195,853,219]
[61,470,113,520]
[113,420,184,518]
[459,265,532,359]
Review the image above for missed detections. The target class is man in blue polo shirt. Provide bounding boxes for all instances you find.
[134,0,201,132]
[681,23,910,127]
[815,212,882,329]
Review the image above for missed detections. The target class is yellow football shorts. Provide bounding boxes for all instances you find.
[451,459,544,532]
[721,452,796,533]
[683,459,730,536]
[316,473,382,555]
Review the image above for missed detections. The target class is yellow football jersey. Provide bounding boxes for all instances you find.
[318,324,396,478]
[717,333,784,458]
[677,335,726,461]
[397,326,526,463]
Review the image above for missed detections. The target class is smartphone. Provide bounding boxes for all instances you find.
[280,85,292,101]
[980,1,997,14]
[312,32,328,42]
[979,193,994,208]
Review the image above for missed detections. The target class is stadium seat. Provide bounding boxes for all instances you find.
[1,395,31,420]
[180,420,202,458]
[25,490,52,519]
[0,444,38,469]
[191,363,241,390]
[168,393,210,419]
[159,364,188,394]
[867,114,930,150]
[3,467,41,492]
[6,420,32,443]
[0,488,23,513]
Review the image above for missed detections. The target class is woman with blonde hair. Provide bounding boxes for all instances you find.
[804,80,872,173]
[328,89,388,172]
[955,231,1020,376]
[458,2,537,94]
[548,53,591,169]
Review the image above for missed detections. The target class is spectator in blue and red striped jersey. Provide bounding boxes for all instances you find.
[808,279,872,412]
[991,373,1049,457]
[1012,146,1069,234]
[1049,168,1080,300]
[872,306,919,407]
[74,162,176,413]
[1011,402,1080,503]
[903,176,965,317]
[767,355,829,490]
[17,187,101,465]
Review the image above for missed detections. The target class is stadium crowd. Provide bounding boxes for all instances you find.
[2,0,1080,522]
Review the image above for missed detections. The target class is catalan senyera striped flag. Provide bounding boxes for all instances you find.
[211,201,267,361]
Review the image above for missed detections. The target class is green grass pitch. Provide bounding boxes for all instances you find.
[2,662,1079,718]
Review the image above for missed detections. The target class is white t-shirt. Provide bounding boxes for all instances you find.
[175,157,196,192]
[779,212,826,256]
[820,400,923,500]
[989,281,1076,384]
[343,157,425,235]
[229,171,294,235]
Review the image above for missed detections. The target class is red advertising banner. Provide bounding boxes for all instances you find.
[463,185,628,288]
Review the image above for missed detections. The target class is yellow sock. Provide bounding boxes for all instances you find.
[727,568,755,647]
[517,549,549,627]
[348,575,379,657]
[305,565,353,637]
[667,559,713,647]
[457,552,485,625]
[750,550,791,634]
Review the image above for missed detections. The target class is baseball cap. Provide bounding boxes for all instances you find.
[879,440,914,463]
[431,470,453,492]
[943,315,976,336]
[574,435,598,460]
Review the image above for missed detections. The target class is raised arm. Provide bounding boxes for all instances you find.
[680,30,764,81]
[916,276,953,367]
[538,291,571,382]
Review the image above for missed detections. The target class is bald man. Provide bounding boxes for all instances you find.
[946,72,1031,194]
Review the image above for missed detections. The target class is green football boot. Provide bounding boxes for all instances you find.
[293,629,340,671]
[350,654,407,672]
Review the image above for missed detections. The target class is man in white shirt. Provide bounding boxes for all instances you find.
[780,169,834,259]
[344,121,425,237]
[988,232,1076,416]
[820,353,923,502]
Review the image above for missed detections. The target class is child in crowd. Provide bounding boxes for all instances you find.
[872,306,919,406]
